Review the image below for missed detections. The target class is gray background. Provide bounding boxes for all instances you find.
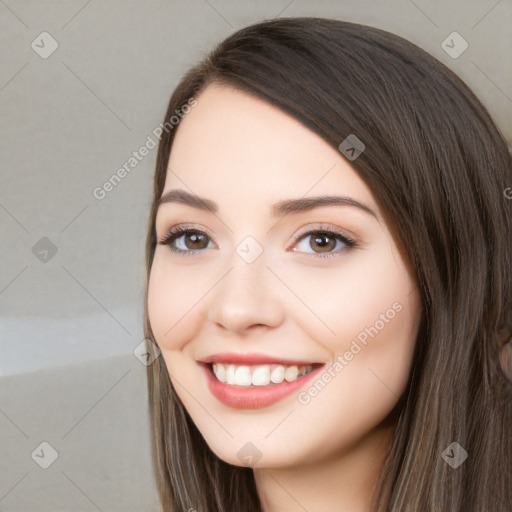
[0,1,510,511]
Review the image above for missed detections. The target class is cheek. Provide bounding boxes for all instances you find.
[317,289,419,435]
[147,252,207,351]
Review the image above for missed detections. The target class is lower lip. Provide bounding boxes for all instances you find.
[201,363,324,409]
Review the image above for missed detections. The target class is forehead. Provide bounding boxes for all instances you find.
[164,84,376,212]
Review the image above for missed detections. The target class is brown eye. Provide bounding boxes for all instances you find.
[309,233,337,253]
[182,232,209,250]
[292,229,356,259]
[160,228,215,254]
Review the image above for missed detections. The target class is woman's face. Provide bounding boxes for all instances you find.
[148,83,421,468]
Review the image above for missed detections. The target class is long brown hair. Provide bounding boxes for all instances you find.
[144,17,512,512]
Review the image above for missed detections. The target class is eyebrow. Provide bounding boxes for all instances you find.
[157,189,377,219]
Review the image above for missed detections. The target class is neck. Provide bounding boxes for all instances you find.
[254,422,394,512]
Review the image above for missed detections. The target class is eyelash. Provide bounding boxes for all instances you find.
[158,224,357,259]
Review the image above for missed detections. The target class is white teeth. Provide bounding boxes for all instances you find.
[212,363,226,383]
[251,365,270,386]
[270,365,285,384]
[226,364,236,385]
[234,366,252,386]
[212,362,316,386]
[284,365,299,382]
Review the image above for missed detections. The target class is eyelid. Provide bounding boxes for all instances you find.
[290,222,356,244]
[158,222,218,245]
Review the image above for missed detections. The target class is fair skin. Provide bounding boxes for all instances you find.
[148,84,421,511]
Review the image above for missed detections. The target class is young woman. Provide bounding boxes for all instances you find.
[143,17,511,512]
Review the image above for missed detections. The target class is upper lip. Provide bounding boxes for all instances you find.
[199,352,324,366]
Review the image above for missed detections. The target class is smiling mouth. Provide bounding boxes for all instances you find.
[207,362,323,387]
[199,354,326,408]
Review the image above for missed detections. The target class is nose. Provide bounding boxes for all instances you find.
[207,254,285,335]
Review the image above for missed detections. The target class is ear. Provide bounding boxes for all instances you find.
[497,329,512,382]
